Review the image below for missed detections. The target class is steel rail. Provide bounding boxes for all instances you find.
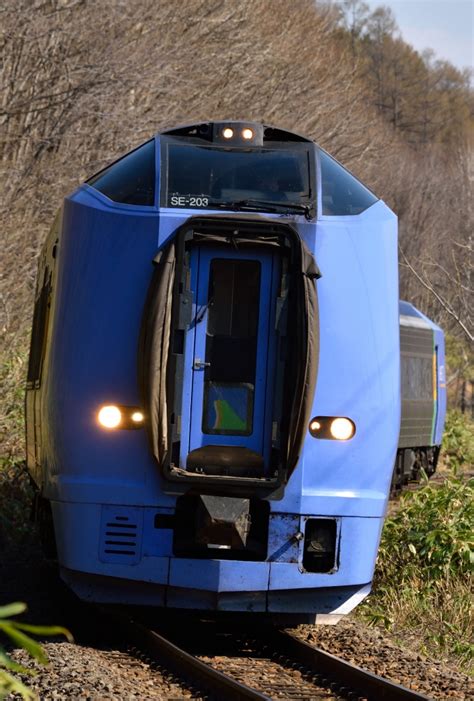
[271,629,432,701]
[109,609,432,701]
[114,614,271,701]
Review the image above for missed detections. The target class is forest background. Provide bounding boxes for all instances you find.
[1,0,472,463]
[1,0,473,460]
[0,0,473,678]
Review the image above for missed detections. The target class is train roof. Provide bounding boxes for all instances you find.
[399,301,443,334]
[161,121,313,146]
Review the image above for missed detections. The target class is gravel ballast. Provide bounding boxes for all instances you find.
[292,619,474,700]
[10,643,196,700]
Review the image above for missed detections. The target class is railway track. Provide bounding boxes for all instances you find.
[113,612,432,700]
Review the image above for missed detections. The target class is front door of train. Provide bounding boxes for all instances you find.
[183,245,278,477]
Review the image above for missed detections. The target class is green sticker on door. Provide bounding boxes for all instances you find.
[203,382,254,435]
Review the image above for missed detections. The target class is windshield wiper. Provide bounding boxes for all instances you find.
[207,199,314,221]
[243,199,314,220]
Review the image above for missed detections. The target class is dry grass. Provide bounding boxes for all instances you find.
[0,334,29,461]
[378,578,474,672]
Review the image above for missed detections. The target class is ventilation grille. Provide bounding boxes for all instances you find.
[99,506,143,565]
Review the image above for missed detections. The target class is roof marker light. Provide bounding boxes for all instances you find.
[222,127,234,139]
[242,128,253,140]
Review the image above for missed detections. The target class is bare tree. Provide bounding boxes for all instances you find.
[0,0,472,454]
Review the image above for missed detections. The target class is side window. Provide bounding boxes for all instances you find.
[27,269,52,387]
[319,150,378,216]
[401,356,434,401]
[87,139,155,206]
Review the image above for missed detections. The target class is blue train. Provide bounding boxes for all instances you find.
[26,121,445,622]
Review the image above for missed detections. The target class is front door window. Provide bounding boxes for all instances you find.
[202,259,260,436]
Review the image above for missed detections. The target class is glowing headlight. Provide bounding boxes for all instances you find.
[330,417,355,440]
[97,405,144,430]
[242,128,253,140]
[222,127,234,139]
[309,416,356,440]
[98,405,122,429]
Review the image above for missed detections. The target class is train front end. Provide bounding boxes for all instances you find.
[26,122,400,621]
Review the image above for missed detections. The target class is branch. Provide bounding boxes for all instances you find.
[399,245,473,342]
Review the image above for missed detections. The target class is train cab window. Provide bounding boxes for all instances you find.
[164,144,311,211]
[202,259,260,435]
[87,139,155,206]
[319,149,378,215]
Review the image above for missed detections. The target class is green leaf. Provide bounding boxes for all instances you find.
[13,624,73,643]
[0,668,37,700]
[0,624,48,665]
[0,648,32,675]
[0,603,26,619]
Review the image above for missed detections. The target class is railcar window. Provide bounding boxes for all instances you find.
[202,259,260,435]
[401,355,434,401]
[27,271,52,386]
[165,145,311,210]
[87,139,155,206]
[319,150,378,216]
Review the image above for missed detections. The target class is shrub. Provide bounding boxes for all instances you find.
[0,459,35,550]
[362,473,474,670]
[379,475,473,582]
[441,410,474,474]
[0,340,29,461]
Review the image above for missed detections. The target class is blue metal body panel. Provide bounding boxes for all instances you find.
[274,201,400,519]
[433,325,447,445]
[41,187,176,508]
[268,516,383,589]
[51,500,380,604]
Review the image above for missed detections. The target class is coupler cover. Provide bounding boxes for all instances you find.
[195,495,251,549]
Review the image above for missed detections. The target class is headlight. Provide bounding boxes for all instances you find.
[330,417,355,440]
[97,405,145,430]
[98,405,122,429]
[309,416,356,440]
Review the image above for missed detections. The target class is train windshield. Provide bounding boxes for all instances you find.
[164,144,312,213]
